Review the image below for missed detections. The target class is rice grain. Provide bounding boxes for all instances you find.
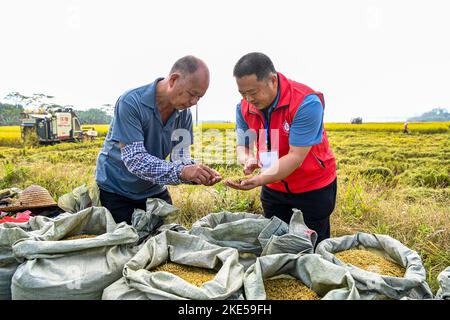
[335,249,405,277]
[152,262,216,287]
[264,278,320,300]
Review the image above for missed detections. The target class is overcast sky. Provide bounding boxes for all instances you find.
[1,0,449,122]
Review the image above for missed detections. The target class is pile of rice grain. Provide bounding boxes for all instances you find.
[264,278,320,300]
[224,177,245,184]
[61,234,98,241]
[152,262,216,287]
[335,249,405,277]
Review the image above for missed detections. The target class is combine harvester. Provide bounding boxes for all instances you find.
[20,107,97,144]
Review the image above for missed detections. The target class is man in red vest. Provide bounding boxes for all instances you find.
[225,52,337,244]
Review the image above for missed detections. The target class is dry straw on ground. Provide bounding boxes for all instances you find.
[152,262,217,287]
[264,278,320,300]
[335,249,405,277]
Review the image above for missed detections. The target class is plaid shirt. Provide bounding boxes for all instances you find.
[121,141,195,185]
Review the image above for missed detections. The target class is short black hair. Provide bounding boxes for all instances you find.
[170,55,200,76]
[233,52,276,80]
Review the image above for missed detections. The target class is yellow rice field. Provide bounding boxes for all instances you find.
[1,122,449,148]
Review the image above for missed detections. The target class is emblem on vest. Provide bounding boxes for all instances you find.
[283,120,290,133]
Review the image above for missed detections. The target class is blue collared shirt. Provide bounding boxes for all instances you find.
[95,78,194,200]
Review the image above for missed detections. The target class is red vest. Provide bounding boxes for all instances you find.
[240,72,336,193]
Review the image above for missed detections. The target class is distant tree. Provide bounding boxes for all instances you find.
[0,103,24,125]
[351,117,363,124]
[100,103,114,117]
[3,91,55,110]
[408,108,450,122]
[75,108,112,124]
[1,91,113,125]
[1,91,65,125]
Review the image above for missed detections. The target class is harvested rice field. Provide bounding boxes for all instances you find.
[152,262,217,287]
[264,278,320,300]
[1,127,449,292]
[335,249,406,277]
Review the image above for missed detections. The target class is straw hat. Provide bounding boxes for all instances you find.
[0,185,57,212]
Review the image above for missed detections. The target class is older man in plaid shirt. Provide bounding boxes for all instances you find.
[95,56,221,224]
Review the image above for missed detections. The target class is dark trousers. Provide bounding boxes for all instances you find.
[99,188,173,225]
[261,178,337,245]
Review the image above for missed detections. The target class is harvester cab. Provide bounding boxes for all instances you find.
[20,107,89,144]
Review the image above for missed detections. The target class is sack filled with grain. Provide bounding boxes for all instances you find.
[57,183,101,214]
[10,206,139,300]
[436,266,450,300]
[315,232,433,300]
[244,253,360,300]
[0,215,55,300]
[102,230,244,300]
[131,198,187,245]
[189,210,316,269]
